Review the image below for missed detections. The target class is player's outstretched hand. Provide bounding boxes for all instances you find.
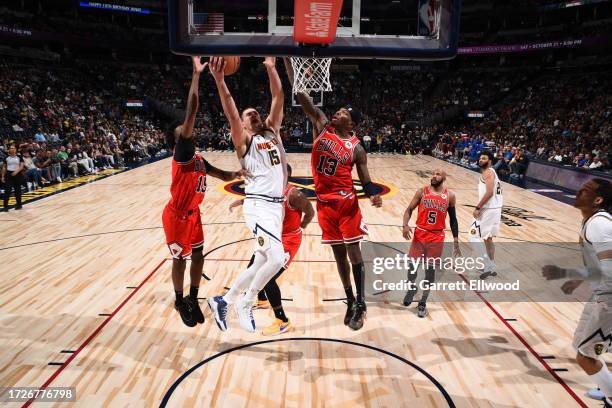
[208,56,226,82]
[561,279,582,295]
[472,208,481,219]
[370,194,382,208]
[229,199,244,213]
[452,242,462,258]
[542,265,566,280]
[402,225,412,240]
[192,56,207,74]
[232,168,252,179]
[263,57,276,69]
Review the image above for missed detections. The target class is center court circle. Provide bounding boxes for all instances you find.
[160,337,456,407]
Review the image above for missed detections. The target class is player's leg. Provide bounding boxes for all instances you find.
[405,230,425,306]
[163,207,197,327]
[252,253,271,309]
[573,300,612,405]
[339,197,369,330]
[331,243,355,326]
[13,176,23,209]
[185,214,205,324]
[262,268,292,335]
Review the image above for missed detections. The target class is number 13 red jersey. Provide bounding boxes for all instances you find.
[416,186,449,231]
[311,127,360,201]
[168,154,208,211]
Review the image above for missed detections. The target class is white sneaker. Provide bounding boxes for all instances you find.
[235,295,256,333]
[586,388,605,401]
[207,296,228,332]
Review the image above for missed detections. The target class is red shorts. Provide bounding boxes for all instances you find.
[317,194,368,245]
[282,231,302,269]
[408,227,445,259]
[162,204,204,259]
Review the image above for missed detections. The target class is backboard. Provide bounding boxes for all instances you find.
[168,0,461,60]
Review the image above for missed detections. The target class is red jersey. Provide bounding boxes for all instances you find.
[283,184,302,236]
[415,186,449,232]
[311,127,360,200]
[167,154,208,212]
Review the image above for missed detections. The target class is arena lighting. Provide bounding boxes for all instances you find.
[78,2,151,15]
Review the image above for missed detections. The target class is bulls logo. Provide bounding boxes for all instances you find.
[344,141,353,149]
[441,194,447,200]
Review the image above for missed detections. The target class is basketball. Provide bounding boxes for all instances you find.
[223,56,241,76]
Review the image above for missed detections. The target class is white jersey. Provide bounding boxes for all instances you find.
[478,168,503,209]
[581,210,612,296]
[240,129,287,202]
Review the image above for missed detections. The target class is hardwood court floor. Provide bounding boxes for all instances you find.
[0,153,597,407]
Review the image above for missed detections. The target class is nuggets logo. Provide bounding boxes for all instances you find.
[258,237,265,247]
[470,229,476,235]
[221,176,395,200]
[594,344,604,355]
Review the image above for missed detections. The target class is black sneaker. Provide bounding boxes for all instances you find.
[403,289,417,307]
[175,299,197,327]
[15,205,22,210]
[479,270,497,280]
[348,301,367,331]
[186,296,205,324]
[344,300,354,326]
[605,398,611,408]
[417,302,428,318]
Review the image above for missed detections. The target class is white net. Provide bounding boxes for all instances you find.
[290,57,332,94]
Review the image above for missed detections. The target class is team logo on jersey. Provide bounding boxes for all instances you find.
[344,141,353,149]
[441,193,447,200]
[221,176,395,200]
[258,237,265,247]
[595,343,604,355]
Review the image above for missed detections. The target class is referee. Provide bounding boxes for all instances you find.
[2,145,25,211]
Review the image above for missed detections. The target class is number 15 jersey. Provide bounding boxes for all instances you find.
[311,127,360,201]
[240,129,287,201]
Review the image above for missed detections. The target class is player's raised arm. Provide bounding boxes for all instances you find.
[180,56,207,140]
[402,188,423,240]
[283,57,328,135]
[209,57,247,157]
[263,57,283,134]
[288,188,315,230]
[354,144,382,208]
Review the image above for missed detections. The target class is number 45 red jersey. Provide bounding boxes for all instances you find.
[416,186,449,231]
[311,127,360,201]
[168,154,209,211]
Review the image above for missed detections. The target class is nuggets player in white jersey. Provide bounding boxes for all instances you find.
[207,56,288,333]
[543,179,612,406]
[469,150,503,279]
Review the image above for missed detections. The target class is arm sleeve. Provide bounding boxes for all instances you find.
[174,136,195,163]
[448,206,459,238]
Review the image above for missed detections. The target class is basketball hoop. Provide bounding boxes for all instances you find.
[290,57,332,94]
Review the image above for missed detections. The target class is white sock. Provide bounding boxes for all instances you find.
[590,364,612,400]
[224,252,266,304]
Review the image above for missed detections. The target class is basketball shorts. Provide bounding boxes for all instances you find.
[469,208,502,239]
[408,227,445,260]
[573,295,612,359]
[282,231,303,269]
[162,204,204,259]
[243,198,284,253]
[317,194,368,245]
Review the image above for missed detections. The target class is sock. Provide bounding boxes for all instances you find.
[175,290,183,304]
[344,285,355,303]
[189,286,199,300]
[590,364,612,400]
[273,306,289,323]
[352,263,365,303]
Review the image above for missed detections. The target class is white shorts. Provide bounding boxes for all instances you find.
[243,198,284,252]
[469,208,502,239]
[573,297,612,358]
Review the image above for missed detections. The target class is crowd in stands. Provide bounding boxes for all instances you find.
[1,55,610,202]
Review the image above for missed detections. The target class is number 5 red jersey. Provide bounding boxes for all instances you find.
[168,154,208,212]
[311,127,360,201]
[416,186,449,231]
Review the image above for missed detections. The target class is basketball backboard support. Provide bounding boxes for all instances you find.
[167,0,461,60]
